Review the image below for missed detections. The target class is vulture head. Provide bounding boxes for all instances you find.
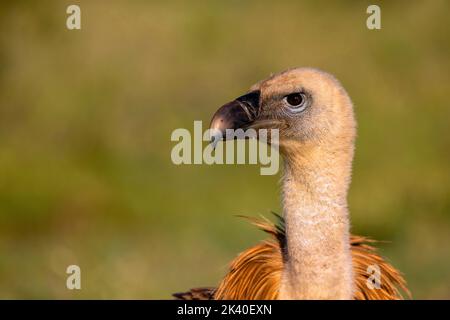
[210,67,356,161]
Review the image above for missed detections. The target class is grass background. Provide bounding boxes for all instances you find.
[0,0,449,298]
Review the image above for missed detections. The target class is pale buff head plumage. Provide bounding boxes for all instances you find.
[249,68,355,148]
[211,67,356,176]
[249,68,357,193]
[210,67,357,202]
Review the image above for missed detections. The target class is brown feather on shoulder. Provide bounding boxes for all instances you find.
[174,214,411,300]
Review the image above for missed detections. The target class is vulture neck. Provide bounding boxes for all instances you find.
[279,142,354,299]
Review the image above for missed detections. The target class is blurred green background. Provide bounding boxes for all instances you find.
[0,0,449,299]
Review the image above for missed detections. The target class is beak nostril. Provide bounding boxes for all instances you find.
[209,90,261,140]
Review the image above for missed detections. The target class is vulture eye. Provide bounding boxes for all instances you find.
[284,92,307,112]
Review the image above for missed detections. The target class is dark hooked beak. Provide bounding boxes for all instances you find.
[209,90,260,141]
